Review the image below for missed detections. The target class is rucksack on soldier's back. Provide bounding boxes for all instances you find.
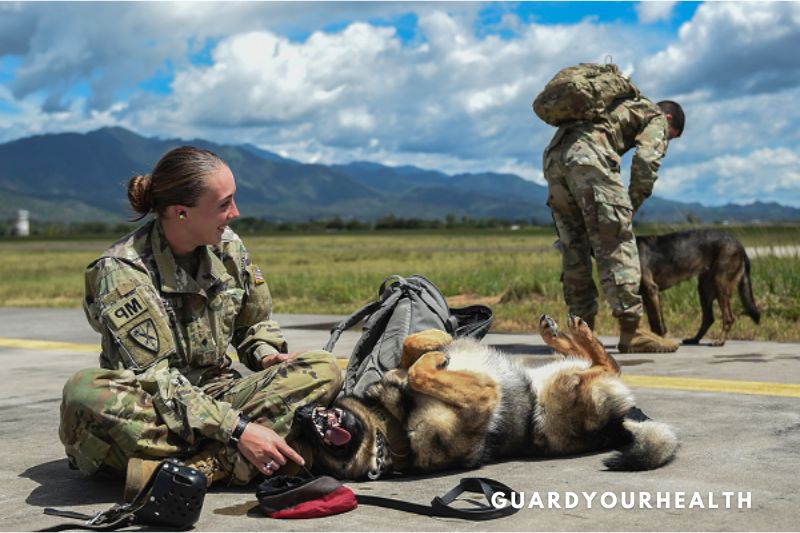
[533,62,640,127]
[323,274,493,399]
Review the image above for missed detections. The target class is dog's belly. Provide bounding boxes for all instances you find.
[444,338,537,461]
[526,357,590,394]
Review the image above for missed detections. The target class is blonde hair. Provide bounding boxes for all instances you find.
[127,146,225,220]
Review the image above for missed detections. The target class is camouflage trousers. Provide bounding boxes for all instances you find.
[544,148,643,321]
[59,350,342,485]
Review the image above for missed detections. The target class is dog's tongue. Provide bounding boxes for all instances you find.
[325,426,351,446]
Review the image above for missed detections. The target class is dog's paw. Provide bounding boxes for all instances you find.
[404,329,453,352]
[402,329,453,369]
[539,314,560,338]
[567,314,593,340]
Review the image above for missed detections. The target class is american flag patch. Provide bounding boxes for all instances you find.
[252,265,265,285]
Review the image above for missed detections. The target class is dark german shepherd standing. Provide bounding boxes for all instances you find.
[636,229,760,346]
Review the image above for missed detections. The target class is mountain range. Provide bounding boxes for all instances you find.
[0,127,798,224]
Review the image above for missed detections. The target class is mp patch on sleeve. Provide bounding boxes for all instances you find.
[107,292,147,329]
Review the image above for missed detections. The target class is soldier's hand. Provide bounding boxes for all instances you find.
[237,422,305,476]
[260,351,302,369]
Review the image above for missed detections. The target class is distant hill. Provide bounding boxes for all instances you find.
[0,127,798,224]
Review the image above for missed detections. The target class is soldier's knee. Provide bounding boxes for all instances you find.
[297,350,343,401]
[62,368,108,412]
[307,350,344,383]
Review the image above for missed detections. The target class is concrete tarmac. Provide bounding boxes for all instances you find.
[0,308,798,531]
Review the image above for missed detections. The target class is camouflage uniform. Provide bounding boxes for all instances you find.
[59,219,342,484]
[543,97,669,320]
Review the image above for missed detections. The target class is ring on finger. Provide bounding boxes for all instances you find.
[265,460,276,471]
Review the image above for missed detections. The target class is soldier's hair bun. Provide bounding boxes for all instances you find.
[127,146,225,221]
[127,173,154,216]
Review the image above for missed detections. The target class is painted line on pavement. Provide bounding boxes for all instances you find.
[2,337,797,399]
[623,374,800,398]
[0,337,98,353]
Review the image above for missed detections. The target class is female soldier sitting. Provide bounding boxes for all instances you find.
[59,146,342,500]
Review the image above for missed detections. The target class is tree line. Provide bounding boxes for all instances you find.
[1,215,541,238]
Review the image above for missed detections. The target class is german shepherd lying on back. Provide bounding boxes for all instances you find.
[637,229,760,346]
[298,315,678,480]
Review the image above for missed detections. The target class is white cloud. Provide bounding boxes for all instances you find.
[128,11,640,167]
[635,1,677,24]
[636,2,800,97]
[660,146,800,205]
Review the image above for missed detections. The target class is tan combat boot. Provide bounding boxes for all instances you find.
[123,444,229,502]
[617,316,679,353]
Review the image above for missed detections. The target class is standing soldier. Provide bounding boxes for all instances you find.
[536,64,685,352]
[59,146,342,501]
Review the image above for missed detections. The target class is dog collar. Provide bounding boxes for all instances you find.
[367,403,412,476]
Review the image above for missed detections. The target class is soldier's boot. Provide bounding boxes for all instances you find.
[617,316,679,354]
[123,444,228,503]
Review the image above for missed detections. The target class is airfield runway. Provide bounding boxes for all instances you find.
[1,307,798,531]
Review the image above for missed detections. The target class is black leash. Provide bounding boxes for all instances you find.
[357,477,520,521]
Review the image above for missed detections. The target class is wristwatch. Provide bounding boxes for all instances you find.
[229,413,250,446]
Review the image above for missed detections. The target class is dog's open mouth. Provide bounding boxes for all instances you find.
[310,407,352,446]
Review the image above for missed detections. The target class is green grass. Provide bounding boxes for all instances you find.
[1,226,798,341]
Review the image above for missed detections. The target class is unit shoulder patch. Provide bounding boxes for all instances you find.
[129,318,160,353]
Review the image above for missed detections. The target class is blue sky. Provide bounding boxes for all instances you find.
[1,1,799,207]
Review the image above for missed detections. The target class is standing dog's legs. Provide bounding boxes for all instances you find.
[641,277,667,336]
[713,269,743,347]
[684,272,716,344]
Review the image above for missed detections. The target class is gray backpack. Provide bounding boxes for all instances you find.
[324,274,493,399]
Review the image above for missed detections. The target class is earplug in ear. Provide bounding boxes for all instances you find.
[179,211,187,220]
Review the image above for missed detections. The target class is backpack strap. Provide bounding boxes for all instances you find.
[323,299,382,353]
[325,275,410,353]
[356,477,519,521]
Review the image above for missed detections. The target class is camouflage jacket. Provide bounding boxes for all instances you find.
[83,219,287,443]
[545,97,669,212]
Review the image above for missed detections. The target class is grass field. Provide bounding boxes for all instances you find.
[1,225,798,341]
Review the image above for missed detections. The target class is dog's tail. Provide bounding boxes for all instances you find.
[604,407,679,471]
[738,253,761,324]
